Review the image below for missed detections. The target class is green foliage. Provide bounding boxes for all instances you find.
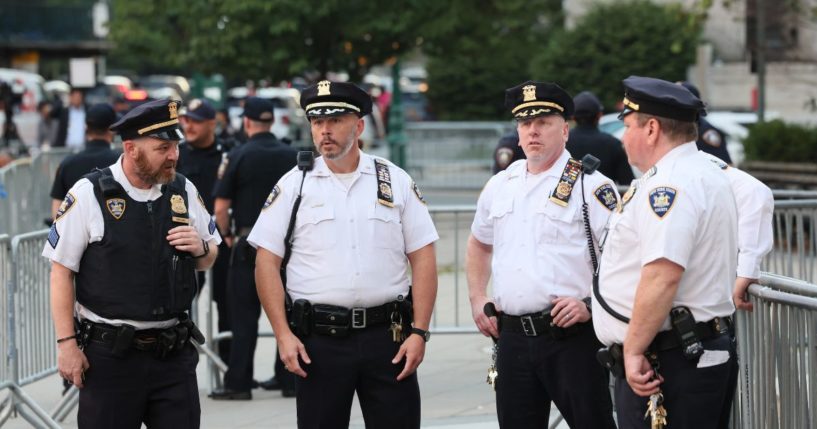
[421,0,562,120]
[529,0,702,110]
[743,120,817,163]
[108,0,427,81]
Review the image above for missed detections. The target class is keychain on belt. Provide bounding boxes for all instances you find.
[644,352,668,428]
[484,303,499,390]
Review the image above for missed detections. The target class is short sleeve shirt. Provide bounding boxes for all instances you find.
[593,143,738,346]
[248,152,438,308]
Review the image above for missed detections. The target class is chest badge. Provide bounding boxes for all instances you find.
[549,158,582,207]
[170,194,187,214]
[649,187,677,219]
[374,158,395,208]
[106,198,127,220]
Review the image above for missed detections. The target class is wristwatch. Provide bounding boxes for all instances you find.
[410,327,431,342]
[193,239,210,259]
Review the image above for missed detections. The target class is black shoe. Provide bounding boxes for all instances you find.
[209,388,252,400]
[257,376,281,391]
[282,388,297,398]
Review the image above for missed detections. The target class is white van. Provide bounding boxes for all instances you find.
[0,68,46,148]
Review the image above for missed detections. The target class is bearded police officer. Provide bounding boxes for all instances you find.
[593,76,738,428]
[44,98,220,428]
[467,81,617,429]
[250,80,438,428]
[210,97,298,399]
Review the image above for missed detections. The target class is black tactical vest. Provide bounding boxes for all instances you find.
[76,168,197,321]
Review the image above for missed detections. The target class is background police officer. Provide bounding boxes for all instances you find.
[467,81,617,429]
[568,90,635,186]
[679,81,732,164]
[44,98,220,428]
[49,103,120,220]
[178,98,234,362]
[250,80,438,428]
[593,76,738,428]
[211,97,298,399]
[492,129,525,173]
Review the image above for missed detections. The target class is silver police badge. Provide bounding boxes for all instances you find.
[106,198,127,220]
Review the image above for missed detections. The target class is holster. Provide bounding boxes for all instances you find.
[596,343,625,378]
[288,298,313,338]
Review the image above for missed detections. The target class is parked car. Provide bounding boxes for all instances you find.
[141,75,191,100]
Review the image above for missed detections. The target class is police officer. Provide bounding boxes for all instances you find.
[492,129,525,173]
[679,81,732,164]
[593,76,738,428]
[177,98,234,362]
[467,81,618,429]
[250,80,439,428]
[44,98,220,428]
[50,103,121,220]
[568,91,635,186]
[210,97,298,399]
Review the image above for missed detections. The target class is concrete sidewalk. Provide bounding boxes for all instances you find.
[2,333,569,428]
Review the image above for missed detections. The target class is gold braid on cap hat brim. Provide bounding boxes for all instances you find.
[511,101,564,114]
[138,119,180,135]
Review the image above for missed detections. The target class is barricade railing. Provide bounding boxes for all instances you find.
[733,273,817,429]
[765,199,817,283]
[0,230,60,427]
[1,235,10,388]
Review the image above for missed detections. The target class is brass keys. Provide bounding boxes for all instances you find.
[389,311,404,343]
[486,342,499,390]
[644,393,667,429]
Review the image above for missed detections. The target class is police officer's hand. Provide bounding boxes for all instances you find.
[470,295,499,338]
[278,333,311,378]
[58,340,89,388]
[624,352,663,397]
[733,277,754,312]
[167,226,205,255]
[550,297,590,328]
[393,334,425,381]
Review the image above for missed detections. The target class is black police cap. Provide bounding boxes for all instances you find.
[180,98,216,121]
[85,103,117,130]
[109,98,184,141]
[241,97,275,122]
[678,81,701,98]
[300,80,372,118]
[505,81,573,120]
[619,76,705,122]
[572,91,604,118]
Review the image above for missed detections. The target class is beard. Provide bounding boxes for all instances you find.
[134,148,176,185]
[319,129,357,160]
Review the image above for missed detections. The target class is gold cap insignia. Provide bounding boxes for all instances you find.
[522,85,537,102]
[317,80,331,96]
[170,194,187,214]
[169,102,178,119]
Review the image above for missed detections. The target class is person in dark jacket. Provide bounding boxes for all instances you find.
[679,81,732,164]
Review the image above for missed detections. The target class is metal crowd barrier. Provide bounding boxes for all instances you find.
[733,273,817,429]
[0,231,61,427]
[765,199,817,283]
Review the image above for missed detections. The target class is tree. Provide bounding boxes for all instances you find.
[529,1,702,110]
[108,0,429,82]
[419,0,563,120]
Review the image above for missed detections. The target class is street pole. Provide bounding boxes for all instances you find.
[756,0,766,122]
[387,59,406,168]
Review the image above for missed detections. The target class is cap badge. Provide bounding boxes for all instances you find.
[170,194,187,214]
[317,80,331,96]
[169,102,178,119]
[522,85,537,102]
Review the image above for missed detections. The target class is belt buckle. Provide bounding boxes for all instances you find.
[521,316,537,337]
[351,308,367,329]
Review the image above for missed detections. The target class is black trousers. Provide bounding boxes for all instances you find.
[79,342,200,429]
[211,241,232,362]
[296,326,420,429]
[225,238,293,391]
[614,334,736,429]
[495,322,616,429]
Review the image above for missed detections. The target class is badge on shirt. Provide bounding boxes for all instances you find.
[594,183,619,211]
[55,193,77,220]
[374,158,395,208]
[412,181,426,204]
[208,217,217,235]
[197,192,207,209]
[619,185,637,213]
[702,129,722,147]
[217,155,229,180]
[495,147,514,170]
[170,194,187,214]
[262,185,281,210]
[48,223,60,249]
[106,198,126,220]
[649,187,677,218]
[549,159,582,207]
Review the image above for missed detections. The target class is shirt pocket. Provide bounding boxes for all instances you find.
[367,204,404,250]
[487,197,514,246]
[295,205,337,250]
[536,201,580,244]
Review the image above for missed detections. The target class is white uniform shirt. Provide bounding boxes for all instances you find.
[248,152,438,308]
[471,150,619,316]
[701,152,774,279]
[66,107,86,149]
[42,156,222,329]
[593,143,738,346]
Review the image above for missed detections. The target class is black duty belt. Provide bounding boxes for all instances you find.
[311,301,401,337]
[87,323,167,352]
[500,312,583,339]
[649,316,732,353]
